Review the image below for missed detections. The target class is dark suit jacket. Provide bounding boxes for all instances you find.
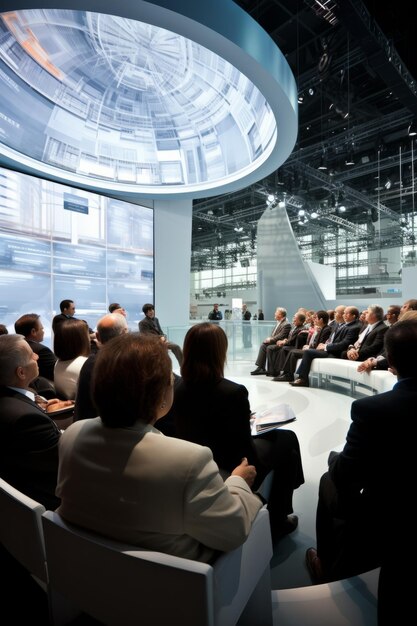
[329,376,415,529]
[169,378,257,473]
[138,316,164,336]
[341,321,388,361]
[267,320,291,344]
[325,321,361,356]
[73,353,98,421]
[27,339,57,381]
[0,387,61,509]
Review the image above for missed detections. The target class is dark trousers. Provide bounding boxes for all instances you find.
[252,429,304,527]
[316,472,381,582]
[255,341,275,369]
[296,349,331,380]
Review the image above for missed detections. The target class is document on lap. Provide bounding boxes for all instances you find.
[250,403,296,435]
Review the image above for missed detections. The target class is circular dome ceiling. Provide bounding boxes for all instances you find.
[0,1,297,198]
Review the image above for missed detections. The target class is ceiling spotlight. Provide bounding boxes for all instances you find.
[278,200,286,208]
[298,209,305,217]
[267,193,275,203]
[318,155,328,170]
[345,152,355,166]
[234,224,244,232]
[308,87,315,96]
[298,93,304,104]
[384,178,392,190]
[311,211,318,219]
[408,120,417,136]
[339,205,346,212]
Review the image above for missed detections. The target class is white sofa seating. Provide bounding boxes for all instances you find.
[303,357,396,394]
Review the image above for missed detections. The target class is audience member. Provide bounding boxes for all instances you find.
[385,304,401,326]
[266,312,306,376]
[399,298,417,317]
[52,299,96,343]
[168,322,304,539]
[56,333,262,562]
[251,307,291,375]
[305,320,416,588]
[0,324,8,335]
[290,306,360,387]
[340,305,387,361]
[208,303,223,321]
[74,313,128,421]
[0,334,66,509]
[273,310,331,382]
[257,308,265,320]
[14,313,57,381]
[108,302,127,317]
[53,318,90,400]
[242,303,252,348]
[139,303,183,367]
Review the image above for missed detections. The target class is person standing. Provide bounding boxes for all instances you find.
[242,303,252,348]
[258,309,265,321]
[208,303,223,321]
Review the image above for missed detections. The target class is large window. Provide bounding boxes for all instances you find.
[0,167,153,342]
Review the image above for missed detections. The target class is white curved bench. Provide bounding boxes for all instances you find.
[307,357,396,395]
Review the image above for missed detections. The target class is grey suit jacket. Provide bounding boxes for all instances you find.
[269,319,292,342]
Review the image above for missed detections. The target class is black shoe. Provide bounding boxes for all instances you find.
[266,372,275,377]
[272,374,292,382]
[272,514,298,539]
[251,368,267,375]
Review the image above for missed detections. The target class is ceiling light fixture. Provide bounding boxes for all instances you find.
[408,120,417,136]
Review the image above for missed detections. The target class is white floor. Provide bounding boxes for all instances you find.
[220,361,379,626]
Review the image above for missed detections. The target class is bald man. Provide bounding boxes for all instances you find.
[74,314,128,421]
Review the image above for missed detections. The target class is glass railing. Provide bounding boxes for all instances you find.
[166,321,276,362]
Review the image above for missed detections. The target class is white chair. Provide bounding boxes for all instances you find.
[42,507,273,626]
[0,477,47,588]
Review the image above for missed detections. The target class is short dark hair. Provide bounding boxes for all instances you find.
[108,303,121,313]
[53,318,90,360]
[59,299,74,313]
[181,322,227,384]
[295,312,306,324]
[0,324,8,336]
[142,303,154,315]
[316,310,329,325]
[385,319,417,378]
[14,313,40,338]
[92,333,172,427]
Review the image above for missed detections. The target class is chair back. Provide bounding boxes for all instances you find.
[0,477,47,583]
[42,507,272,626]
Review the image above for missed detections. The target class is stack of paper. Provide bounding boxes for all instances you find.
[251,403,296,435]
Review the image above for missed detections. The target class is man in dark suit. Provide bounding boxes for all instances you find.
[139,303,183,367]
[14,313,57,381]
[290,306,361,387]
[305,319,417,603]
[251,307,292,375]
[52,299,96,347]
[0,334,63,510]
[266,311,306,376]
[273,310,331,381]
[74,313,128,421]
[341,305,387,362]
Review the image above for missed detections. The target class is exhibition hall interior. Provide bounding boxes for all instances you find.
[0,1,415,625]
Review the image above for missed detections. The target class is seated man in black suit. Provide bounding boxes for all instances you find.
[290,306,361,387]
[0,334,70,509]
[305,319,417,614]
[108,302,127,317]
[74,313,129,421]
[251,307,291,375]
[266,311,306,376]
[14,313,57,381]
[138,303,183,367]
[340,305,387,362]
[52,299,96,346]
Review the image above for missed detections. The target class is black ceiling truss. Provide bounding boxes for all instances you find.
[191,1,417,278]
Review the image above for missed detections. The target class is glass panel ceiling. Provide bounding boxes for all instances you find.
[0,9,277,192]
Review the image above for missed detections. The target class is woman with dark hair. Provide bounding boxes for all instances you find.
[56,333,262,562]
[53,318,90,399]
[169,322,305,538]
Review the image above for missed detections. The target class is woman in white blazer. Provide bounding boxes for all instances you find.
[56,333,262,563]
